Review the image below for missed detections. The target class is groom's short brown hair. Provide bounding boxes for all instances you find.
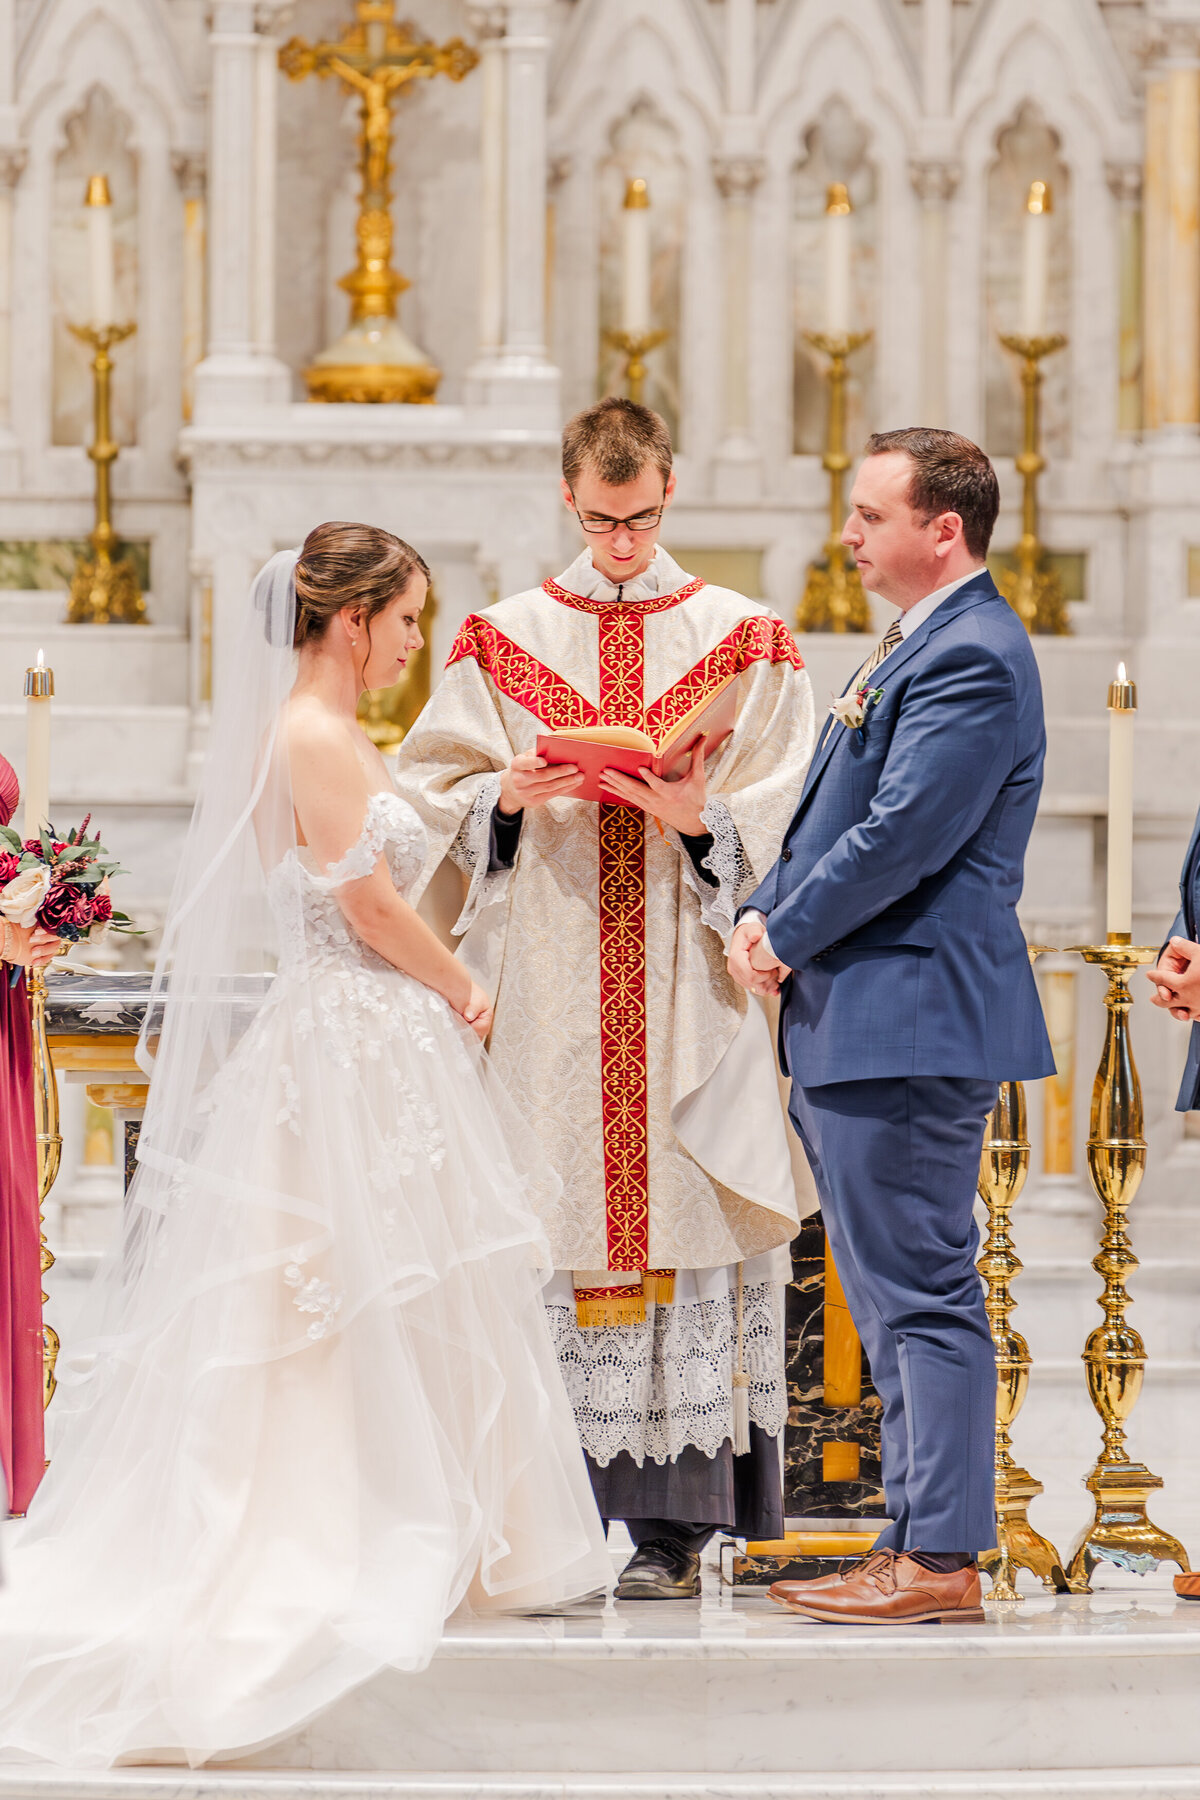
[865,427,1000,560]
[562,397,673,489]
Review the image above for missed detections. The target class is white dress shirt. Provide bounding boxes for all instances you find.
[743,565,986,971]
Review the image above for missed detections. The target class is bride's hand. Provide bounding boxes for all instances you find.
[456,980,494,1043]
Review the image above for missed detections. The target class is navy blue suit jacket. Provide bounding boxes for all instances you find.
[745,572,1055,1087]
[1168,806,1200,1111]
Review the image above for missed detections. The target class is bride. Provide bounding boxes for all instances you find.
[0,524,611,1769]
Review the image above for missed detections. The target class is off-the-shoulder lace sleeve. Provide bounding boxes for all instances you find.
[447,773,514,935]
[671,798,754,946]
[308,792,395,890]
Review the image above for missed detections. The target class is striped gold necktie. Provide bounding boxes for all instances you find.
[820,618,903,750]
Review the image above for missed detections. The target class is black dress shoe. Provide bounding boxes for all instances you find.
[614,1536,702,1599]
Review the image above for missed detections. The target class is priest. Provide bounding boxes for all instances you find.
[395,398,814,1598]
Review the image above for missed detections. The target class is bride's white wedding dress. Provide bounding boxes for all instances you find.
[0,785,611,1769]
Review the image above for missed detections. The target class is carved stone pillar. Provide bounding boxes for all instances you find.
[467,6,508,372]
[0,146,26,441]
[495,1,555,401]
[1145,18,1200,436]
[173,153,207,424]
[193,0,289,417]
[910,159,959,427]
[713,153,765,494]
[1107,162,1143,434]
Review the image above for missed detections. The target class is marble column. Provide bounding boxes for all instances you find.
[909,160,958,428]
[1152,22,1200,438]
[713,154,764,498]
[1107,163,1143,435]
[173,153,207,425]
[722,0,756,115]
[492,1,557,408]
[193,0,289,417]
[467,6,507,375]
[0,147,25,451]
[1142,75,1169,432]
[920,0,953,119]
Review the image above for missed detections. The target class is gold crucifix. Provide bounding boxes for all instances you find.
[279,3,478,402]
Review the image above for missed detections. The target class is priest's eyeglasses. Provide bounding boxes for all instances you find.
[569,496,665,535]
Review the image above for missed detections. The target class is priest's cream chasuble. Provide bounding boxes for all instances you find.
[396,548,816,1286]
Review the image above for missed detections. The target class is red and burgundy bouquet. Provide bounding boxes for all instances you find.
[0,815,134,983]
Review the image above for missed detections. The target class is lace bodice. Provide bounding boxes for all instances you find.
[269,789,428,982]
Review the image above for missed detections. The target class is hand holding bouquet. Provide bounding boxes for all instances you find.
[0,814,134,983]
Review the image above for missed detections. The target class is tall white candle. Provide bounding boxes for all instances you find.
[621,176,651,337]
[22,650,53,842]
[1020,179,1051,340]
[1106,661,1136,941]
[824,182,853,337]
[85,173,115,329]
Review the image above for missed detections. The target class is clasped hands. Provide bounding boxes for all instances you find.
[498,740,710,837]
[728,915,791,1000]
[1147,936,1200,1022]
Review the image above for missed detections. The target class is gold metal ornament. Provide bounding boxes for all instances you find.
[995,332,1070,636]
[976,952,1069,1602]
[603,328,669,407]
[795,331,873,633]
[27,967,62,1410]
[279,3,478,403]
[65,321,145,625]
[1064,942,1190,1589]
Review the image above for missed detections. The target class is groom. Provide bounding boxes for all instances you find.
[729,428,1054,1625]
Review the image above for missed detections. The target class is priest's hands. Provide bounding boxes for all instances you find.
[728,916,791,999]
[499,752,584,815]
[1147,936,1200,1021]
[598,738,707,836]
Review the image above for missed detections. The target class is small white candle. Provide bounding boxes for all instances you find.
[1106,661,1135,941]
[85,173,115,329]
[824,183,853,338]
[621,176,651,338]
[1020,180,1051,340]
[22,650,53,842]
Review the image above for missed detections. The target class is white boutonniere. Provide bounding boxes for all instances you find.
[829,684,885,733]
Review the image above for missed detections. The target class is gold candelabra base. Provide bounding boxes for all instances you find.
[796,543,872,634]
[66,320,146,625]
[996,332,1070,637]
[976,949,1068,1602]
[1064,941,1190,1590]
[796,330,873,635]
[305,362,440,404]
[605,329,668,406]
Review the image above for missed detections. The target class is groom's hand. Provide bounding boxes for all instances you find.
[499,751,584,815]
[729,917,790,998]
[1148,936,1200,1021]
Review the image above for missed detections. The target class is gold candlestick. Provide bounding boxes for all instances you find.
[996,331,1070,636]
[976,952,1069,1602]
[65,321,144,625]
[1064,942,1190,1589]
[604,328,669,407]
[795,331,873,633]
[280,3,477,403]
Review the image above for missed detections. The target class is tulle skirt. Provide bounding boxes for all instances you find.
[0,963,610,1768]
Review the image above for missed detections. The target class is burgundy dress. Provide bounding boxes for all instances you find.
[0,756,44,1513]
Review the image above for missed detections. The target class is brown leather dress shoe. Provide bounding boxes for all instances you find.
[769,1548,891,1608]
[774,1548,985,1625]
[1174,1571,1200,1600]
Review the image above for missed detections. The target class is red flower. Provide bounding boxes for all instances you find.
[0,852,19,885]
[91,890,113,923]
[38,883,93,940]
[22,839,44,856]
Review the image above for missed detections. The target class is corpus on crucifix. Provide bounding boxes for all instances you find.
[279,2,478,402]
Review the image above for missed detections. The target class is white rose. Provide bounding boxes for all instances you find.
[829,694,866,731]
[0,864,51,927]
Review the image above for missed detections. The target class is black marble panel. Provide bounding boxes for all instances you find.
[124,1120,141,1192]
[784,1212,885,1521]
[46,970,152,1034]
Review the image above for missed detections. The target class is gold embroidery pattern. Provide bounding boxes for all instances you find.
[447,615,600,731]
[543,576,705,616]
[645,616,806,742]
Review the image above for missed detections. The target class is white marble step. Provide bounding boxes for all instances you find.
[3,1775,1200,1800]
[0,613,189,706]
[0,703,191,803]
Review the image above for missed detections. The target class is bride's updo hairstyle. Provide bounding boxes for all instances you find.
[292,521,430,651]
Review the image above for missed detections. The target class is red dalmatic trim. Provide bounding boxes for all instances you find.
[645,615,805,742]
[447,615,599,732]
[543,576,705,616]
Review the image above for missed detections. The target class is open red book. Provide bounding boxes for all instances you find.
[535,673,739,804]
